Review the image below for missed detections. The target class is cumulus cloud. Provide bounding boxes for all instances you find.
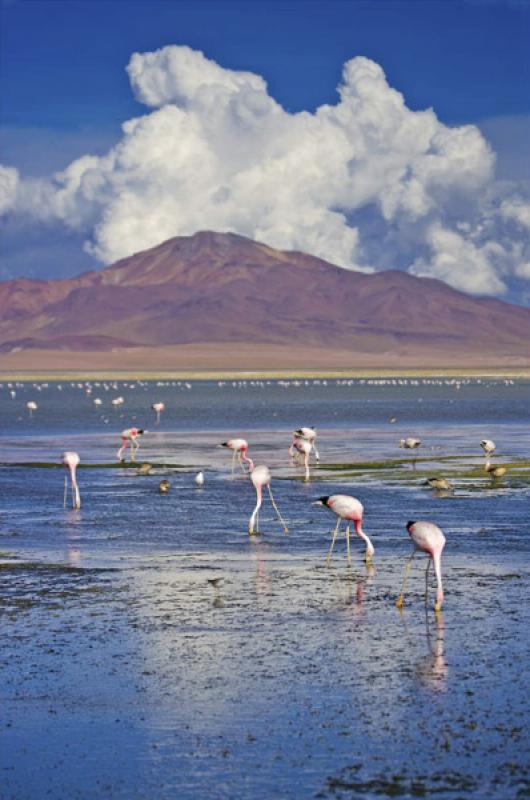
[1,44,529,297]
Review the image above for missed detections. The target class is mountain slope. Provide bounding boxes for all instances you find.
[1,231,529,369]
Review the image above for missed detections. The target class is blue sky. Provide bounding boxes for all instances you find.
[1,0,529,301]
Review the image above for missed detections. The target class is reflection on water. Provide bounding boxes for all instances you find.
[1,378,529,799]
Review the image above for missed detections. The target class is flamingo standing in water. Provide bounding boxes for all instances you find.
[117,428,145,461]
[62,451,81,509]
[292,437,312,481]
[289,427,320,461]
[152,402,165,425]
[396,520,446,612]
[249,465,288,536]
[314,495,374,566]
[27,400,38,417]
[221,439,254,474]
[480,439,496,469]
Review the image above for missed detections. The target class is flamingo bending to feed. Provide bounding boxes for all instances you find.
[62,451,81,509]
[289,427,320,461]
[152,402,165,425]
[314,495,374,566]
[396,520,446,612]
[117,428,145,461]
[221,439,254,474]
[249,465,288,536]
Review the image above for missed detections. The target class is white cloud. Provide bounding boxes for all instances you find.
[409,224,507,295]
[1,44,529,297]
[0,165,19,214]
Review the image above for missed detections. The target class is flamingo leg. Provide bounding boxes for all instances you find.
[326,517,341,565]
[313,445,320,462]
[231,450,236,474]
[425,557,432,605]
[396,547,416,608]
[63,475,68,509]
[239,453,246,475]
[267,485,288,534]
[346,525,352,566]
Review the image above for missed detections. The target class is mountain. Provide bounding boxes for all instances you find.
[1,230,529,371]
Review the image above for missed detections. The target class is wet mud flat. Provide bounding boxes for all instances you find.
[1,547,529,800]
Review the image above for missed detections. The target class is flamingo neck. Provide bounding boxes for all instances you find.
[70,465,81,509]
[354,519,375,558]
[242,452,254,471]
[249,484,263,533]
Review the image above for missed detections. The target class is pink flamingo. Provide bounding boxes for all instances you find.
[292,437,312,481]
[249,465,288,536]
[62,451,81,509]
[117,427,145,462]
[289,427,320,461]
[151,402,165,425]
[314,494,374,566]
[396,520,446,612]
[221,438,254,474]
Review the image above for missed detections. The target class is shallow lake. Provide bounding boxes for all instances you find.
[1,377,529,799]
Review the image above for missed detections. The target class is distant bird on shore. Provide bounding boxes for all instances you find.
[486,464,507,480]
[221,439,254,474]
[117,428,145,461]
[426,477,452,491]
[314,495,374,566]
[62,451,81,510]
[27,400,38,416]
[93,398,103,406]
[249,465,288,536]
[151,402,165,425]
[159,479,170,494]
[396,520,445,612]
[195,471,205,486]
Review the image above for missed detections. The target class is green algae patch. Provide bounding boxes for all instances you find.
[0,461,187,470]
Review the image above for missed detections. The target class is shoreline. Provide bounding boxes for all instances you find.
[1,367,530,381]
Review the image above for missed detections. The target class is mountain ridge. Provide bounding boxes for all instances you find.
[1,230,529,369]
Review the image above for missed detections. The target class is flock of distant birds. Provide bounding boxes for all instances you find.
[6,382,509,615]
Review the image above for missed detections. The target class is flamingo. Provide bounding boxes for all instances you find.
[396,520,446,612]
[314,495,374,566]
[480,439,496,469]
[152,402,165,425]
[195,471,205,486]
[27,400,38,416]
[61,451,81,509]
[248,465,288,536]
[289,427,320,461]
[292,437,312,481]
[117,428,145,461]
[399,437,421,468]
[221,439,254,474]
